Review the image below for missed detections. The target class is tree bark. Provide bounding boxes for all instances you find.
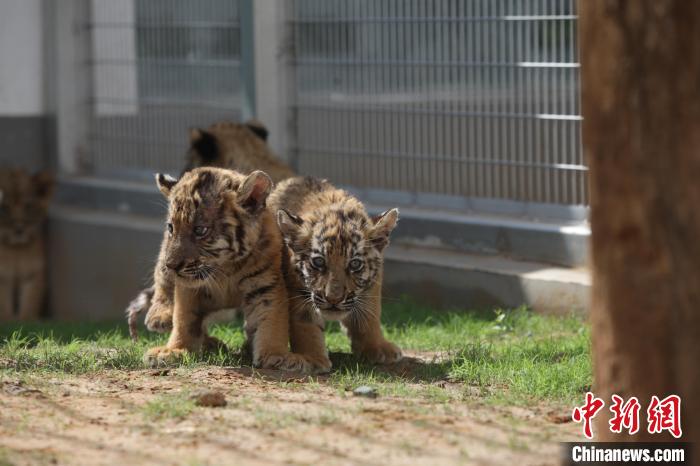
[580,1,700,447]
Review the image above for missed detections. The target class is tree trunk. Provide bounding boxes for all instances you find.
[580,1,700,448]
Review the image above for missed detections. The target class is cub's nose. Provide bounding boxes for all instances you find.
[165,259,184,271]
[324,281,346,305]
[324,292,344,306]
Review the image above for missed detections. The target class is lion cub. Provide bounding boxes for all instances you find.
[0,169,53,321]
[143,167,306,371]
[273,177,402,372]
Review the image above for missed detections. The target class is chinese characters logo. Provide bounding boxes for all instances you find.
[572,392,682,439]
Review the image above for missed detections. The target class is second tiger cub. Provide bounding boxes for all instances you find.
[274,177,402,373]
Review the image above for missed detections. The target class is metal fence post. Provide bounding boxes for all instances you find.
[239,0,256,121]
[243,0,296,163]
[49,0,92,174]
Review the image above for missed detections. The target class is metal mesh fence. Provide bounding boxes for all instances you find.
[291,0,586,207]
[82,0,586,211]
[86,0,242,176]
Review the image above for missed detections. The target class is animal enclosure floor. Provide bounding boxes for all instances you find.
[0,357,579,466]
[0,305,590,465]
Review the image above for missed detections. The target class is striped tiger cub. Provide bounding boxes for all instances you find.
[126,119,293,339]
[143,167,309,372]
[273,176,402,372]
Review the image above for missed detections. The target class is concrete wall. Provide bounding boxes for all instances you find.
[0,0,44,115]
[0,0,47,170]
[47,177,589,320]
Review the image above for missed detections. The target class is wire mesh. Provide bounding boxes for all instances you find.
[291,0,586,206]
[86,0,242,175]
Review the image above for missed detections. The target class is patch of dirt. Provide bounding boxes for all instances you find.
[0,357,579,466]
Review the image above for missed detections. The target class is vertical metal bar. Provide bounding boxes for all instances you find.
[475,0,483,198]
[527,1,533,202]
[511,0,520,201]
[499,0,506,200]
[468,0,476,198]
[292,0,302,174]
[410,0,418,194]
[430,0,438,195]
[560,4,567,203]
[381,0,390,190]
[440,0,450,196]
[240,0,256,120]
[403,0,412,194]
[340,0,349,185]
[454,1,462,196]
[485,0,492,199]
[390,0,398,191]
[457,0,465,197]
[369,0,378,189]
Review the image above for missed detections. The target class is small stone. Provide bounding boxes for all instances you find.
[352,386,378,399]
[191,390,227,407]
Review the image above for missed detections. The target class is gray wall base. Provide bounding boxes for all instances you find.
[383,245,590,315]
[0,116,49,170]
[48,206,162,321]
[48,204,589,321]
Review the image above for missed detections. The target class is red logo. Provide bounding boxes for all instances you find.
[647,395,682,438]
[573,393,683,439]
[572,392,606,439]
[609,394,641,435]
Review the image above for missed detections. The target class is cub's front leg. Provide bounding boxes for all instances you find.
[0,278,13,321]
[144,286,205,366]
[144,274,175,333]
[289,298,332,374]
[240,273,310,372]
[342,284,402,364]
[17,273,45,320]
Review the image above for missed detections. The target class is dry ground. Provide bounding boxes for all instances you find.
[0,352,579,466]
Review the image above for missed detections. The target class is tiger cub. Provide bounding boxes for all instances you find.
[272,177,402,372]
[143,166,307,371]
[0,169,53,321]
[185,119,294,182]
[127,119,293,338]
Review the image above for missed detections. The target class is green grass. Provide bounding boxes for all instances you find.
[143,392,196,420]
[0,299,591,405]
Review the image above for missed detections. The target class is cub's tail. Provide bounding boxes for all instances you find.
[125,286,155,341]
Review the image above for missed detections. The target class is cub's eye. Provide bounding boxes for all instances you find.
[167,223,174,235]
[348,258,364,272]
[310,256,326,269]
[194,226,209,237]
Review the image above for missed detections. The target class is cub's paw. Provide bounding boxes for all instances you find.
[203,336,227,353]
[252,352,287,371]
[145,304,173,333]
[357,340,403,365]
[283,353,332,375]
[143,346,187,367]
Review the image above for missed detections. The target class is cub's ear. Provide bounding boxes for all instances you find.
[189,127,203,142]
[277,209,303,241]
[237,170,272,213]
[188,128,218,164]
[369,208,399,251]
[32,171,54,201]
[155,173,178,197]
[245,119,269,142]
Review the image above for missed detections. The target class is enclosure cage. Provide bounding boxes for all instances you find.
[61,0,585,221]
